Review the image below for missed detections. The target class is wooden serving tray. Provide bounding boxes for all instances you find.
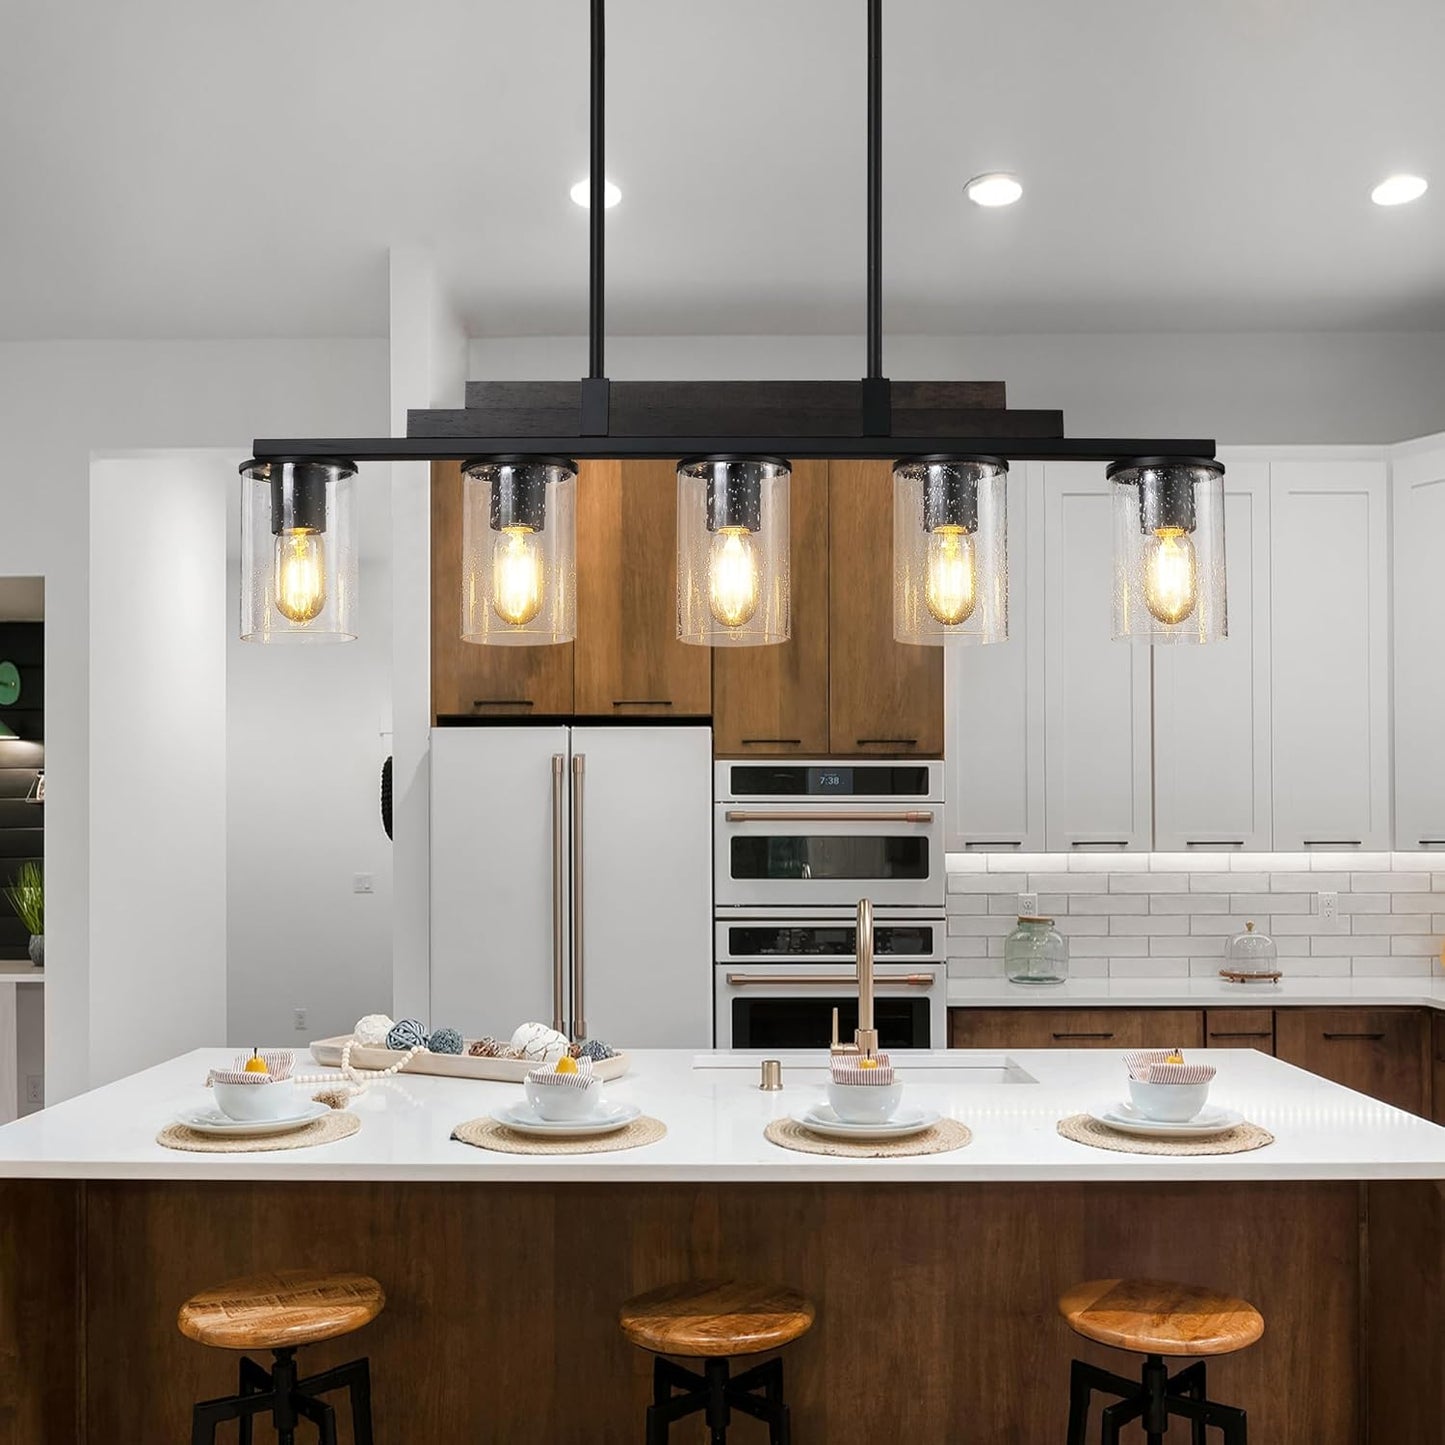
[307,1036,631,1083]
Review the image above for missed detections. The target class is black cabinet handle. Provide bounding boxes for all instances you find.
[1052,1031,1115,1041]
[965,840,1023,848]
[473,698,534,707]
[741,738,803,746]
[1322,1032,1386,1041]
[1419,839,1445,847]
[857,737,917,746]
[1303,840,1362,847]
[613,699,673,707]
[1209,1032,1272,1040]
[1070,841,1130,849]
[1187,840,1244,848]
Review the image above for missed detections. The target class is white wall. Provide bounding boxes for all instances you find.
[89,453,228,1085]
[226,526,395,1048]
[0,338,387,1098]
[468,331,1445,446]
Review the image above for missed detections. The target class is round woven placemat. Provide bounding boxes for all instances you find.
[156,1111,360,1154]
[1057,1114,1275,1156]
[452,1115,667,1155]
[764,1117,972,1158]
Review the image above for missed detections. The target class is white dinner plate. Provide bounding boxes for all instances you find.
[491,1101,640,1138]
[793,1104,940,1141]
[1091,1102,1245,1139]
[174,1100,333,1137]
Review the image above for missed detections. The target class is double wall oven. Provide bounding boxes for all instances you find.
[714,761,947,1049]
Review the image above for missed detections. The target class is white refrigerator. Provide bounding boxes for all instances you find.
[430,725,713,1047]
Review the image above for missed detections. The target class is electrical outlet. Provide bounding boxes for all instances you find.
[352,873,374,895]
[25,1075,43,1105]
[1318,891,1339,924]
[1018,891,1039,916]
[293,1007,308,1032]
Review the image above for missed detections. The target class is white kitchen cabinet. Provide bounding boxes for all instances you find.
[1153,458,1273,850]
[430,726,714,1046]
[1269,455,1391,851]
[945,463,1044,851]
[1042,463,1153,851]
[1391,434,1445,849]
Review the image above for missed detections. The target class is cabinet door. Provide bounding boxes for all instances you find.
[827,461,944,756]
[572,726,714,1047]
[430,727,570,1033]
[946,463,1044,851]
[574,460,711,717]
[1275,1008,1429,1116]
[1392,437,1445,849]
[712,460,830,756]
[430,462,575,719]
[1205,1008,1276,1055]
[949,1007,1203,1050]
[1433,1014,1445,1127]
[1270,458,1390,850]
[1042,464,1152,851]
[1154,460,1272,851]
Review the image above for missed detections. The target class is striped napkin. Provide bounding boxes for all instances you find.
[205,1050,295,1086]
[829,1053,896,1086]
[525,1058,596,1092]
[1123,1050,1215,1085]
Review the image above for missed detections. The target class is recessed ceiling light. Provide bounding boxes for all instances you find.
[965,172,1023,208]
[570,178,622,209]
[1371,173,1428,207]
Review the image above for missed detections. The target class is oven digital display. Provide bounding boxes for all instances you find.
[808,766,852,794]
[729,765,928,796]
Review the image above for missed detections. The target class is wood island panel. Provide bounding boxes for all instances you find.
[0,1178,1360,1443]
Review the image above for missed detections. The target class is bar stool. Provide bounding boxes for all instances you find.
[178,1268,384,1444]
[1059,1277,1263,1443]
[618,1278,815,1443]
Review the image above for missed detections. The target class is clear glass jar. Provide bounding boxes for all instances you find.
[1223,920,1279,980]
[1005,916,1069,985]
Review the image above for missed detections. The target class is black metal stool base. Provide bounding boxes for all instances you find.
[646,1354,791,1445]
[1068,1355,1247,1443]
[190,1347,374,1445]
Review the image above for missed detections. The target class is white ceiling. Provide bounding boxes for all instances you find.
[1,0,1442,341]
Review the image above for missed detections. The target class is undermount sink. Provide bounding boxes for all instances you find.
[693,1051,1038,1085]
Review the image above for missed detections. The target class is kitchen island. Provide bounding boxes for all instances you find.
[1,1047,1441,1441]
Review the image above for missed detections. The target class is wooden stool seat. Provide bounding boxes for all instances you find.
[619,1279,815,1358]
[178,1268,385,1351]
[1060,1277,1264,1358]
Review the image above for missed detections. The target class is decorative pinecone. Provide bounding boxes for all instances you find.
[428,1027,464,1055]
[385,1018,428,1051]
[468,1036,504,1058]
[576,1038,615,1062]
[567,1041,585,1058]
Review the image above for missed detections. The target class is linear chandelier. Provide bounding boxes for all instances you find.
[240,0,1225,650]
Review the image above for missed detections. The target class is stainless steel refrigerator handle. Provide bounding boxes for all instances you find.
[550,754,566,1035]
[571,752,587,1040]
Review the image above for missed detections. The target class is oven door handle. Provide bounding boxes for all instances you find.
[723,809,935,824]
[725,972,937,987]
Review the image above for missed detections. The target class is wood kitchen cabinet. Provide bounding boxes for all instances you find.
[431,461,576,718]
[712,460,830,755]
[949,1007,1204,1051]
[1205,1008,1276,1054]
[431,460,710,721]
[1269,458,1390,851]
[1433,1014,1445,1127]
[1275,1008,1430,1117]
[827,460,944,756]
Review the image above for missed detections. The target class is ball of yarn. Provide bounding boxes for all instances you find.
[428,1026,464,1055]
[353,1013,394,1047]
[576,1038,615,1062]
[511,1021,570,1062]
[385,1018,428,1051]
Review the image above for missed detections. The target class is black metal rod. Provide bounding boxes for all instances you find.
[866,0,883,379]
[588,0,606,380]
[252,435,1218,464]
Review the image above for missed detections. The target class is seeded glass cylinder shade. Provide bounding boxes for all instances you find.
[676,456,790,646]
[892,458,1008,645]
[461,457,577,645]
[1109,459,1227,643]
[240,459,357,643]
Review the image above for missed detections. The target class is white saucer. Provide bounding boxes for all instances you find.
[793,1104,940,1141]
[492,1100,640,1138]
[175,1100,332,1137]
[1092,1101,1245,1139]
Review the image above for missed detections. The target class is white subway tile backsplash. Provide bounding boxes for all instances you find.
[943,851,1441,982]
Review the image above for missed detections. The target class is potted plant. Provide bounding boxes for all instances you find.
[5,861,43,967]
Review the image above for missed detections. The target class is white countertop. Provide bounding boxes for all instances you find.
[1,1046,1443,1184]
[949,975,1445,1010]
